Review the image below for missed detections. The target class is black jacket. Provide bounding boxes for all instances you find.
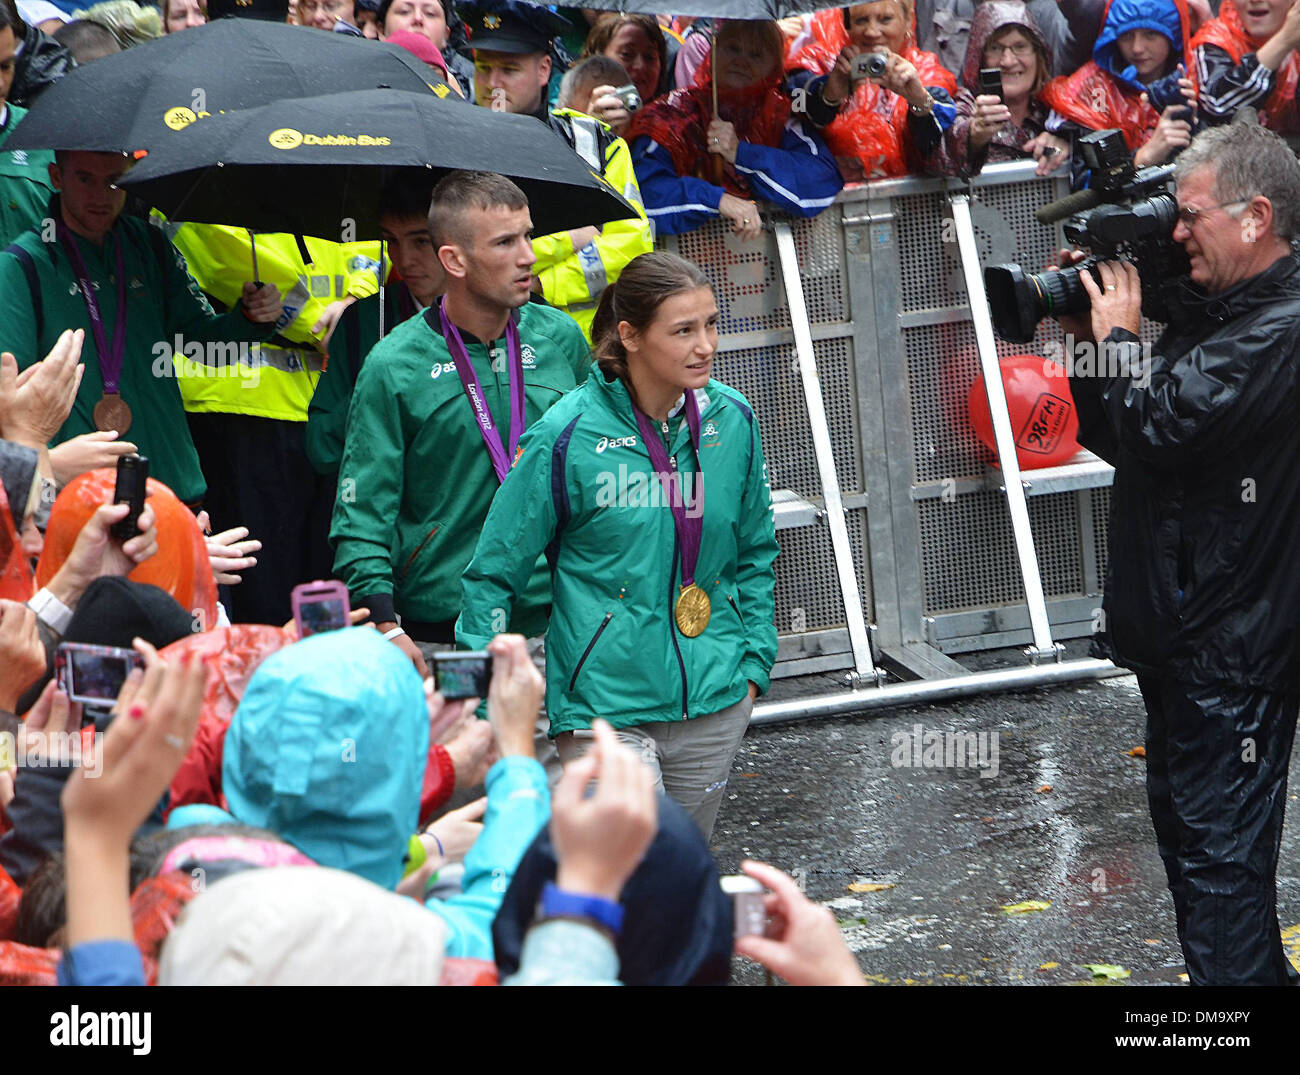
[11,21,74,109]
[1071,250,1300,691]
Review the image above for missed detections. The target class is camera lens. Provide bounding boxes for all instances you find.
[866,51,888,77]
[984,262,1093,343]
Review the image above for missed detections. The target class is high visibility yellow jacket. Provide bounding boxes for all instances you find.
[532,108,653,343]
[162,222,385,421]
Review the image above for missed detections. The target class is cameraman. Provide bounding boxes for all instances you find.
[1058,122,1300,986]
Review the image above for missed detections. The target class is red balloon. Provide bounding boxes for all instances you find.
[968,354,1081,470]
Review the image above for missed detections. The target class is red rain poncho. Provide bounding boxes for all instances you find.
[626,43,794,198]
[1041,0,1192,155]
[787,7,957,178]
[0,485,34,603]
[1191,0,1300,133]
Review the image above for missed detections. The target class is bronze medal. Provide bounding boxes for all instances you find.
[93,392,132,434]
[674,583,711,637]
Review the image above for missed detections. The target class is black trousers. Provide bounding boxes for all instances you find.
[1137,674,1300,985]
[188,412,336,627]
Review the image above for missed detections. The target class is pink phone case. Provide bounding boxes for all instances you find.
[291,580,351,638]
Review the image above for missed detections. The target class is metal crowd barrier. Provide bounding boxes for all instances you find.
[656,160,1128,717]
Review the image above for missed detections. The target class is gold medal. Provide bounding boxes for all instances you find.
[92,392,132,434]
[674,583,711,637]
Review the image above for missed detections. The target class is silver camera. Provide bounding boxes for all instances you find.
[613,82,642,113]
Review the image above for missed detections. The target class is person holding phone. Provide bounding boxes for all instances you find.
[457,251,779,840]
[786,0,958,180]
[1040,0,1199,191]
[930,2,1069,178]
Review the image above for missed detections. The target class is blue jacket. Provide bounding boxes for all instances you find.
[631,118,843,236]
[170,627,551,961]
[1093,0,1187,104]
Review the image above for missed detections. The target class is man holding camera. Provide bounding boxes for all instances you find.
[1059,122,1300,986]
[465,0,652,342]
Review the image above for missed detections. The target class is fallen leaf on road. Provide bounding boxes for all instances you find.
[1038,962,1059,971]
[1082,963,1130,980]
[1001,900,1050,914]
[1036,784,1053,794]
[847,882,895,893]
[1126,746,1146,758]
[739,773,760,778]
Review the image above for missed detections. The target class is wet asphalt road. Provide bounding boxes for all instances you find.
[712,655,1300,987]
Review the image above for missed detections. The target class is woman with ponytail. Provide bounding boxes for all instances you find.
[457,252,779,840]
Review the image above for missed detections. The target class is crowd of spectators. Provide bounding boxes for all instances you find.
[2,0,1300,990]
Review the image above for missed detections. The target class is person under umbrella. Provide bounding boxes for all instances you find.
[0,149,284,507]
[627,18,843,238]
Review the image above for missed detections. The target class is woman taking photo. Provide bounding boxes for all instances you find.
[930,2,1069,178]
[457,251,779,839]
[626,18,843,238]
[788,0,958,180]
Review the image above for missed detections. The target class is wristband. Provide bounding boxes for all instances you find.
[428,830,445,859]
[540,882,624,937]
[383,626,406,641]
[28,587,73,635]
[910,95,935,115]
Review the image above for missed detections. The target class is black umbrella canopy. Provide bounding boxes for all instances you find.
[5,20,451,154]
[116,89,639,240]
[577,0,847,20]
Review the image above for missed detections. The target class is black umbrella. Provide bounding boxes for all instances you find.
[116,88,638,240]
[5,20,450,154]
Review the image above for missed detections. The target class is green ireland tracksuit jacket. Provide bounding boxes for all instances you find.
[330,303,591,635]
[457,371,779,736]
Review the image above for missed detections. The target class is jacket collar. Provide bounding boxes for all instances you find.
[1177,248,1300,324]
[593,368,715,426]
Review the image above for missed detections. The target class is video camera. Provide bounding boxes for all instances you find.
[983,129,1190,342]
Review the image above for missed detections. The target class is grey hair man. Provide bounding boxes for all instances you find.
[1056,121,1300,985]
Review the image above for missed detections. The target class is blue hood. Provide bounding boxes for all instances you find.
[1093,0,1184,93]
[221,627,429,891]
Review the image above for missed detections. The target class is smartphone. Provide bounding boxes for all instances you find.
[850,50,888,82]
[432,651,493,701]
[720,875,768,940]
[55,642,142,709]
[111,453,148,541]
[291,580,351,639]
[978,67,1004,101]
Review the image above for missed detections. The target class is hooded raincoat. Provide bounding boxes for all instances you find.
[931,1,1054,178]
[1041,0,1194,187]
[208,627,550,960]
[626,38,843,235]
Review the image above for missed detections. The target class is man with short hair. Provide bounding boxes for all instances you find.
[466,2,653,342]
[305,174,443,477]
[1060,121,1300,985]
[0,3,54,249]
[330,170,590,676]
[0,150,285,504]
